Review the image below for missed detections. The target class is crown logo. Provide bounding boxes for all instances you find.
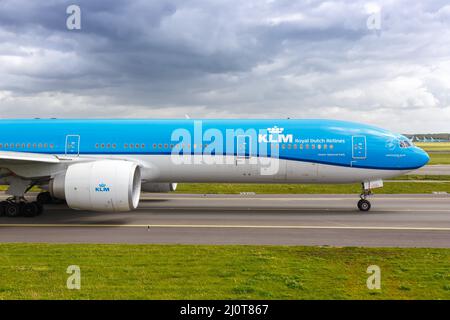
[267,126,284,134]
[99,183,106,188]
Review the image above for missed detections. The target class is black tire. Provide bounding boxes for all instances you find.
[36,202,44,216]
[22,202,40,217]
[5,203,21,217]
[36,192,53,204]
[358,199,371,212]
[0,201,7,216]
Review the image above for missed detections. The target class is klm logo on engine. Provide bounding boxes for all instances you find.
[258,126,293,143]
[95,183,110,192]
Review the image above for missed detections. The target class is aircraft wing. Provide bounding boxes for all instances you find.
[0,150,61,166]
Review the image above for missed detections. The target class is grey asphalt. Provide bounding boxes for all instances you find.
[0,193,449,248]
[411,165,450,175]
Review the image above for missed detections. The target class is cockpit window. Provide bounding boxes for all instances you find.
[399,140,412,148]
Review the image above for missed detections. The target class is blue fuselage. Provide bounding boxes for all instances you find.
[0,119,429,171]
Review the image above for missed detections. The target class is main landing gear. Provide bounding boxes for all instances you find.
[0,177,47,218]
[357,183,372,212]
[0,197,43,217]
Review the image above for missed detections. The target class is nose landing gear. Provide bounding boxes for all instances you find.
[357,183,372,212]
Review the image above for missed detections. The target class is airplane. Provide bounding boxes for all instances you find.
[0,118,429,217]
[411,135,449,143]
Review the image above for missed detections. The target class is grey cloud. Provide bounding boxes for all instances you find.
[0,0,449,132]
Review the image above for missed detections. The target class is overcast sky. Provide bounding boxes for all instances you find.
[0,0,449,133]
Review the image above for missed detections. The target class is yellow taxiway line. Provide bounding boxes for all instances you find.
[0,223,449,231]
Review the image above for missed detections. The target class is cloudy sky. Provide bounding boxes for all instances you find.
[0,0,449,133]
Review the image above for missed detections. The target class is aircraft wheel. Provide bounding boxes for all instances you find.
[22,202,40,217]
[5,203,21,217]
[36,202,44,216]
[37,192,53,204]
[0,201,7,216]
[357,199,371,212]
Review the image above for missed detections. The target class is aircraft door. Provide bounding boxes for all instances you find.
[236,134,251,160]
[352,135,367,159]
[65,135,80,156]
[235,134,258,177]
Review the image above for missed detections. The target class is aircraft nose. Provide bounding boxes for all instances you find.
[413,147,429,168]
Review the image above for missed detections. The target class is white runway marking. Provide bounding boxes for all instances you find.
[140,196,450,201]
[0,223,449,231]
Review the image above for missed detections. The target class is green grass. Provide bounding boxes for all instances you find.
[429,153,450,165]
[176,182,450,194]
[412,142,450,164]
[0,244,448,300]
[416,142,450,152]
[391,175,450,181]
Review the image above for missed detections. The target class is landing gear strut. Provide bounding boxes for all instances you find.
[357,183,372,212]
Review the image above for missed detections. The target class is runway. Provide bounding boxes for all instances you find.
[411,164,450,175]
[0,193,449,248]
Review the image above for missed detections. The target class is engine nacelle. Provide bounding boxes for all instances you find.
[50,160,141,212]
[141,182,178,193]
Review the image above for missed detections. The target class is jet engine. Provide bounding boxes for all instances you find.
[50,160,141,212]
